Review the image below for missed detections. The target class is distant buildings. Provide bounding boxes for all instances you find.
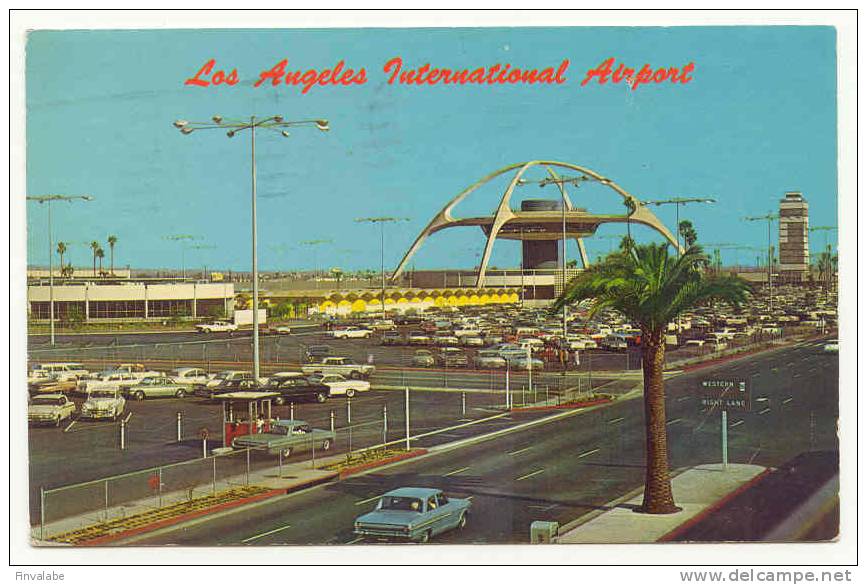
[778,191,810,282]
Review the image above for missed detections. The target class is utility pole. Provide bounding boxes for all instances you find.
[744,213,779,312]
[27,194,94,346]
[174,114,330,382]
[355,217,410,319]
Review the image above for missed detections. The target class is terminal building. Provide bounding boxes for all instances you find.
[27,276,235,323]
[778,191,810,282]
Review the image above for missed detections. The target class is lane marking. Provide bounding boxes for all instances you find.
[729,419,745,428]
[750,372,760,377]
[676,396,691,402]
[786,362,795,367]
[345,536,364,544]
[241,523,292,543]
[608,417,625,425]
[444,466,470,477]
[355,493,384,506]
[793,373,801,378]
[748,448,761,465]
[666,418,683,426]
[755,397,769,402]
[759,408,771,415]
[63,419,77,433]
[782,397,793,405]
[577,448,600,459]
[508,447,532,456]
[516,469,545,482]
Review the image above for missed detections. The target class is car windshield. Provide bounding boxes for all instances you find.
[269,425,289,435]
[32,397,63,406]
[378,496,423,512]
[90,390,116,398]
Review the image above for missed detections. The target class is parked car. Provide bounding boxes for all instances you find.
[304,345,333,362]
[369,319,396,331]
[104,363,163,380]
[407,331,432,345]
[301,357,375,379]
[80,388,126,420]
[30,363,89,382]
[309,373,371,398]
[505,355,545,370]
[126,376,190,400]
[823,340,839,353]
[196,378,258,400]
[354,487,470,543]
[474,350,507,369]
[169,367,213,387]
[262,376,330,405]
[412,349,436,368]
[28,394,76,427]
[438,347,468,368]
[231,419,335,457]
[76,371,140,396]
[196,320,238,333]
[271,325,293,335]
[205,370,256,388]
[381,331,404,346]
[330,326,373,339]
[434,334,460,347]
[460,335,486,347]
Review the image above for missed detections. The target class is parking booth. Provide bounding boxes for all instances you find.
[218,392,278,448]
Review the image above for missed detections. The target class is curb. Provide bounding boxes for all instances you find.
[510,398,612,412]
[335,449,428,480]
[656,467,774,542]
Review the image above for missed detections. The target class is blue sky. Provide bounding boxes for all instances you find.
[26,26,837,272]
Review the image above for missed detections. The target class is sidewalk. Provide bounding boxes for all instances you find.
[557,463,768,544]
[34,454,346,545]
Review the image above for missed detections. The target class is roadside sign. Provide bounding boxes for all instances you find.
[698,379,750,411]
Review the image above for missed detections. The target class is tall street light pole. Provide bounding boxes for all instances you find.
[27,194,94,346]
[744,213,779,311]
[300,239,333,291]
[355,217,410,319]
[174,115,329,381]
[163,234,200,280]
[641,197,717,249]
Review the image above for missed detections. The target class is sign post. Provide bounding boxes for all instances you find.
[699,379,750,470]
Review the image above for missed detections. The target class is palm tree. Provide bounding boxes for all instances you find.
[90,241,100,276]
[96,247,105,276]
[56,242,67,278]
[678,220,699,248]
[107,235,118,275]
[554,242,750,514]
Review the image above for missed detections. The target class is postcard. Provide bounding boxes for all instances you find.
[10,9,857,573]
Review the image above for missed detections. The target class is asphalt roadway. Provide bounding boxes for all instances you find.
[128,339,838,545]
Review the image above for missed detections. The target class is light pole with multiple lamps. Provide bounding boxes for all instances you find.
[173,115,329,381]
[27,194,94,346]
[355,217,410,319]
[640,197,717,249]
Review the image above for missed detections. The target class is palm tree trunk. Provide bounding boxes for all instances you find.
[93,255,96,277]
[639,328,680,514]
[110,247,114,275]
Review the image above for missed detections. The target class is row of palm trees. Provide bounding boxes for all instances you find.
[54,235,118,277]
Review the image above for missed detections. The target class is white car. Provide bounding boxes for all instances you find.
[196,320,238,333]
[31,362,89,382]
[29,394,76,426]
[169,367,214,386]
[205,370,257,388]
[80,388,126,420]
[330,327,373,339]
[309,373,370,398]
[76,372,140,396]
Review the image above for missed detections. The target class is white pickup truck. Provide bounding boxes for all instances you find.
[301,357,375,379]
[196,320,238,333]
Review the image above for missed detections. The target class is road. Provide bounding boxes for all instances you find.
[130,339,838,545]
